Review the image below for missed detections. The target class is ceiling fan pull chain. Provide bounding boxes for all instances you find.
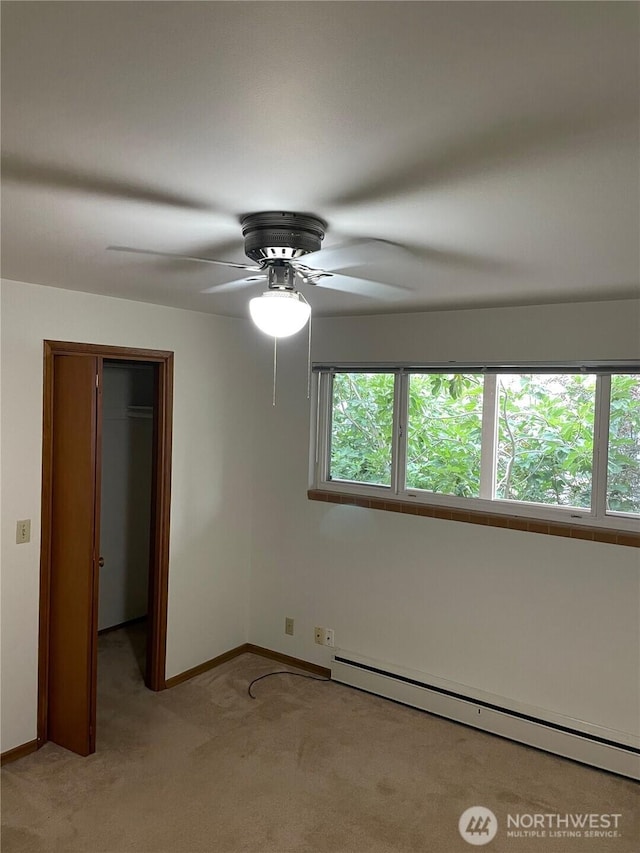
[272,336,278,407]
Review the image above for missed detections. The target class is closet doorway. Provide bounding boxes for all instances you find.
[99,361,155,637]
[37,342,173,756]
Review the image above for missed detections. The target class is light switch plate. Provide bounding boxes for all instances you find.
[16,519,31,544]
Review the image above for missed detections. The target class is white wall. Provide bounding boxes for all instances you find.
[311,299,640,364]
[98,364,154,631]
[2,285,639,754]
[0,279,255,751]
[248,299,640,741]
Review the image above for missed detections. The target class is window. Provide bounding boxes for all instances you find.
[329,372,394,487]
[314,364,640,532]
[607,374,640,514]
[406,374,483,498]
[495,374,595,508]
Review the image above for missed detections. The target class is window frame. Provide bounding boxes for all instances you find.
[311,362,640,533]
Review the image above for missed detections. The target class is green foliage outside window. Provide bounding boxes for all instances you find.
[496,374,595,508]
[328,370,640,515]
[406,375,483,497]
[608,374,640,513]
[330,373,394,485]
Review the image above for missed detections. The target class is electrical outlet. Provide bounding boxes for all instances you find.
[16,519,31,544]
[314,626,335,647]
[285,617,294,636]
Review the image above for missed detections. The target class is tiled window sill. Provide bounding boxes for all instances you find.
[307,490,640,548]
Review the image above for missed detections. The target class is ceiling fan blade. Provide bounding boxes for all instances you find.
[177,239,244,264]
[293,238,408,274]
[296,237,510,277]
[399,243,514,275]
[325,109,629,207]
[107,245,261,272]
[201,275,266,294]
[311,272,409,301]
[2,155,211,211]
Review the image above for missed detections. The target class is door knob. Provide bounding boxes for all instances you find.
[98,556,105,568]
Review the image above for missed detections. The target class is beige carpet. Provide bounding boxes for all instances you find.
[2,624,638,852]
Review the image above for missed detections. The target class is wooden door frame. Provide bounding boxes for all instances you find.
[37,341,174,749]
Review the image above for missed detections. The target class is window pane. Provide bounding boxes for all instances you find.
[607,374,640,514]
[329,373,394,486]
[406,374,483,497]
[496,374,595,508]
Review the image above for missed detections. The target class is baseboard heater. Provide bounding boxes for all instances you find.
[332,652,640,780]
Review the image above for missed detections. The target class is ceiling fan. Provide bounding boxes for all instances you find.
[108,210,409,337]
[5,107,618,335]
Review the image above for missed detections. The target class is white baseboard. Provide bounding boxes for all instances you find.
[332,651,640,780]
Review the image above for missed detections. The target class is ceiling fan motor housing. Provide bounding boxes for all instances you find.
[241,211,326,262]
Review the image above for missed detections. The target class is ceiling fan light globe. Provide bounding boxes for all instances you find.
[249,290,311,337]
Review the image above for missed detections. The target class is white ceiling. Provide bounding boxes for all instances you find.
[2,1,638,318]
